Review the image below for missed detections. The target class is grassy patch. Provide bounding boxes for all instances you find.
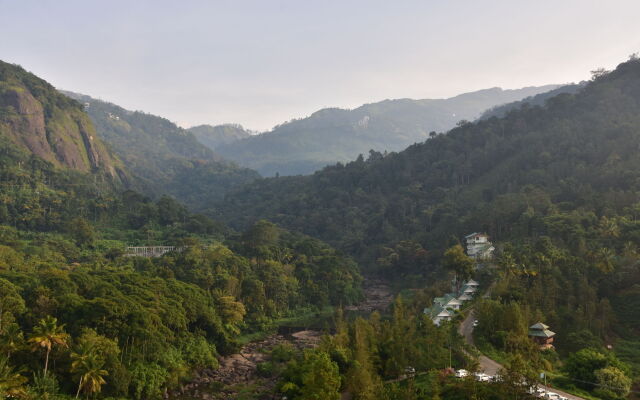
[275,305,334,328]
[237,306,334,345]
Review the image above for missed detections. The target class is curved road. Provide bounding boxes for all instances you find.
[459,311,585,400]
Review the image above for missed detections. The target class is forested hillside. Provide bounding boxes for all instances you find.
[62,92,260,210]
[218,57,640,351]
[217,59,640,265]
[188,123,251,151]
[215,85,560,176]
[0,110,361,398]
[0,61,126,182]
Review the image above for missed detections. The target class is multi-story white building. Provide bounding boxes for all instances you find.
[465,232,495,260]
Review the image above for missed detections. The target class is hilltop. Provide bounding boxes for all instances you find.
[188,123,252,150]
[0,61,126,181]
[215,85,561,176]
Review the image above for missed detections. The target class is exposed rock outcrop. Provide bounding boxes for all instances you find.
[0,60,125,180]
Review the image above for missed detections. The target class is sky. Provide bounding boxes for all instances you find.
[1,1,640,131]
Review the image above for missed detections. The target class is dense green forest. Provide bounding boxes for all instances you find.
[217,57,640,277]
[214,58,640,398]
[62,92,260,210]
[0,145,362,398]
[0,65,362,398]
[215,85,560,176]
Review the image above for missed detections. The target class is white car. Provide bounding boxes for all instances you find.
[473,319,479,327]
[455,369,469,378]
[404,366,416,378]
[473,372,491,382]
[544,393,560,399]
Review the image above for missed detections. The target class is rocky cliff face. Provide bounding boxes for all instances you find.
[0,61,125,180]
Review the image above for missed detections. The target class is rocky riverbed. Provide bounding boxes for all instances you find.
[344,278,394,313]
[169,330,322,399]
[170,278,393,399]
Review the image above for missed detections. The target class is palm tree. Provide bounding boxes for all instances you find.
[71,348,108,399]
[1,323,23,358]
[0,355,27,398]
[28,316,69,376]
[596,247,616,274]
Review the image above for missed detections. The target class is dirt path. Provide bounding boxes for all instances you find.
[460,311,585,400]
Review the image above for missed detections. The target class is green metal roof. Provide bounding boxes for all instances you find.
[528,329,556,338]
[528,322,555,338]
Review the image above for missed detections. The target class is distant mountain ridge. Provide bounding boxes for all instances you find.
[214,85,561,176]
[479,83,586,119]
[188,123,252,150]
[63,91,260,210]
[0,60,126,181]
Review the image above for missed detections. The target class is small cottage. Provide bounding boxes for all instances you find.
[528,322,556,350]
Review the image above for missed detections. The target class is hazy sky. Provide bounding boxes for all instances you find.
[1,1,640,131]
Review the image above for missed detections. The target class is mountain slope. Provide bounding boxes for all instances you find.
[63,92,260,210]
[216,85,561,176]
[479,82,586,119]
[216,58,640,263]
[0,61,125,181]
[189,123,251,150]
[215,58,640,353]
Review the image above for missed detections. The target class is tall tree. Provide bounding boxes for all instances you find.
[299,350,341,400]
[0,323,23,358]
[28,316,69,377]
[443,245,474,289]
[0,356,27,399]
[71,348,108,399]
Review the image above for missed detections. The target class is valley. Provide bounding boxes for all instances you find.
[0,23,639,400]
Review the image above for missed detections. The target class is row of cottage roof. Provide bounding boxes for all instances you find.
[424,279,479,325]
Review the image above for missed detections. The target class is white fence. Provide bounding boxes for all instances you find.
[124,246,187,258]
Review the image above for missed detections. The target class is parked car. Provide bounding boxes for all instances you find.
[473,319,479,327]
[473,372,491,382]
[404,366,416,378]
[455,369,469,378]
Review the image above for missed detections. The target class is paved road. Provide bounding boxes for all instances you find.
[459,311,585,400]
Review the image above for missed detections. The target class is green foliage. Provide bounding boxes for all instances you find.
[594,366,632,398]
[563,348,630,393]
[278,349,341,400]
[129,362,167,400]
[0,126,362,398]
[0,355,27,398]
[63,92,259,210]
[299,350,341,400]
[67,217,95,247]
[442,244,474,284]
